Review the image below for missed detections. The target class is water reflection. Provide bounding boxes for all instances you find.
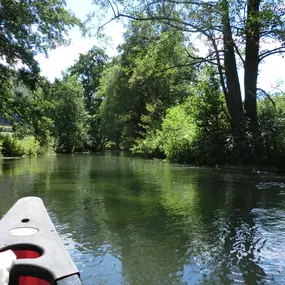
[0,154,285,284]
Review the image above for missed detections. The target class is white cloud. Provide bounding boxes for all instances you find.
[36,38,95,81]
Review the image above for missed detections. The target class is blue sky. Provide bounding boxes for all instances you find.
[36,0,285,94]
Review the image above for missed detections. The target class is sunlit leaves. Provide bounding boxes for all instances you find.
[97,20,196,149]
[69,46,108,113]
[53,76,89,152]
[0,0,81,125]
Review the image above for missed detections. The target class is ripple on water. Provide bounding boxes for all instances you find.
[249,208,285,283]
[256,182,285,190]
[2,155,285,285]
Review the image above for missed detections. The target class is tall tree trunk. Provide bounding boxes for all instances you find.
[221,0,244,141]
[244,0,260,131]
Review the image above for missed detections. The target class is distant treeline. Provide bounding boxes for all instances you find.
[1,0,285,167]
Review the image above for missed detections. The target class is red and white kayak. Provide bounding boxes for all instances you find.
[0,197,82,285]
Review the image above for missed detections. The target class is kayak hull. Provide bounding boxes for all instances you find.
[0,197,82,285]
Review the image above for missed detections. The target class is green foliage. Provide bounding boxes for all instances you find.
[1,0,284,167]
[133,67,231,165]
[131,134,165,158]
[0,0,81,121]
[92,0,285,155]
[69,46,108,113]
[258,93,285,165]
[97,21,196,150]
[0,0,80,66]
[53,76,89,153]
[18,82,54,144]
[1,74,89,155]
[96,61,129,148]
[28,86,55,149]
[132,100,173,158]
[189,69,231,164]
[0,135,40,157]
[161,103,198,163]
[0,0,83,157]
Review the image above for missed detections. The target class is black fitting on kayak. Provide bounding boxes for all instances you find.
[0,197,83,285]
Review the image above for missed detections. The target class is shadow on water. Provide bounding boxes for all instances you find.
[1,154,285,284]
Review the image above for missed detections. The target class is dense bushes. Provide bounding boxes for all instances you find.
[257,95,285,166]
[161,102,198,163]
[0,135,41,157]
[131,132,165,158]
[133,92,285,166]
[133,69,231,165]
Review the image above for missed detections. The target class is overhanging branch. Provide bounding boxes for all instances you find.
[257,88,276,110]
[184,47,225,69]
[259,47,285,62]
[107,0,117,17]
[148,0,217,6]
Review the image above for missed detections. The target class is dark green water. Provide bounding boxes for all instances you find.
[1,154,285,284]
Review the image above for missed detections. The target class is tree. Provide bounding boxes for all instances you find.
[12,78,56,150]
[0,0,80,120]
[52,76,89,153]
[258,92,285,165]
[97,21,195,149]
[69,46,108,113]
[133,66,231,164]
[96,59,130,148]
[91,0,285,152]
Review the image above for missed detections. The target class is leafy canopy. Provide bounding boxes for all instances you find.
[0,0,81,125]
[0,0,80,72]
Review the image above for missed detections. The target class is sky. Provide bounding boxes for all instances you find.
[35,0,125,81]
[36,0,285,94]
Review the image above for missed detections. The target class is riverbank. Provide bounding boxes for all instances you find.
[1,151,284,174]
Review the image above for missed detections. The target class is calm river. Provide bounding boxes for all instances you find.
[1,153,285,284]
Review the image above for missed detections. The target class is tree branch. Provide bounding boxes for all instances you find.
[184,47,225,69]
[259,47,285,62]
[157,0,217,6]
[233,42,245,66]
[257,88,276,110]
[96,17,117,34]
[97,8,217,35]
[107,0,117,18]
[209,35,228,98]
[160,59,220,73]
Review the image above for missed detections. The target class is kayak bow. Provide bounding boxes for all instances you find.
[0,197,82,285]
